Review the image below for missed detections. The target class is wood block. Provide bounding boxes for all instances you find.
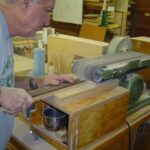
[47,34,108,73]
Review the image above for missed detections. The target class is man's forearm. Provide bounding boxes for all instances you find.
[15,76,38,90]
[15,76,31,89]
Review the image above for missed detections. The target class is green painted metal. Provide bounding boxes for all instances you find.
[127,93,150,115]
[119,74,150,115]
[100,57,150,80]
[119,74,144,104]
[100,10,108,27]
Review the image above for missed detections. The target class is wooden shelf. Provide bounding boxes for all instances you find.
[84,1,103,7]
[84,0,116,6]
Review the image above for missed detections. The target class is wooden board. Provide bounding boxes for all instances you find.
[79,23,107,41]
[131,37,150,88]
[47,34,108,73]
[33,80,123,113]
[29,80,83,97]
[131,37,150,54]
[12,37,36,47]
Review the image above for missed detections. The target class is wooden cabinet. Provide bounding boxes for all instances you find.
[29,80,128,150]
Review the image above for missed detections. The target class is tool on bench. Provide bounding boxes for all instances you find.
[22,37,150,116]
[72,37,150,114]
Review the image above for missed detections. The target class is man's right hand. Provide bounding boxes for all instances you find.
[0,87,33,114]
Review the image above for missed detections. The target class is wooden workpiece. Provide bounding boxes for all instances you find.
[47,34,108,73]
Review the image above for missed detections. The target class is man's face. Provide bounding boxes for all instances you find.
[18,0,55,36]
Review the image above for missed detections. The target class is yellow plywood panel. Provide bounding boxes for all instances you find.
[48,34,108,73]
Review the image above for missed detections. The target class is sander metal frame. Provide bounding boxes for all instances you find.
[72,51,150,114]
[72,52,150,82]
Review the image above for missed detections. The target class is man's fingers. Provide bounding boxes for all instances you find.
[36,74,77,87]
[50,80,60,85]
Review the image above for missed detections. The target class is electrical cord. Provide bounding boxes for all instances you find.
[126,120,132,150]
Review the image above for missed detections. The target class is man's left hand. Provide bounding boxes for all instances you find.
[32,74,77,88]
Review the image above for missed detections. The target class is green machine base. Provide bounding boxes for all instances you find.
[128,93,150,115]
[119,74,150,115]
[72,51,150,115]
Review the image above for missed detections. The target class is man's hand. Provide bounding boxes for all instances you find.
[0,87,33,114]
[33,74,77,88]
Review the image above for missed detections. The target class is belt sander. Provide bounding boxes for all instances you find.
[28,37,149,115]
[72,37,150,114]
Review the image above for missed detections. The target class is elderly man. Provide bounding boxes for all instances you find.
[0,0,75,149]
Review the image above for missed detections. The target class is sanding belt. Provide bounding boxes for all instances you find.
[72,51,150,82]
[28,51,150,98]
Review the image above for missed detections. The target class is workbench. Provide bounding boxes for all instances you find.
[14,54,33,76]
[14,54,48,76]
[10,78,150,150]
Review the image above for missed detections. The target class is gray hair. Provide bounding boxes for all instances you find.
[1,0,40,4]
[2,0,16,4]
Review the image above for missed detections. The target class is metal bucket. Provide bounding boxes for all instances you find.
[42,107,67,131]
